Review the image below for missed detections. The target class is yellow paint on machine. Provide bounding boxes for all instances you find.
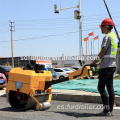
[6,68,52,95]
[69,66,92,80]
[6,65,92,110]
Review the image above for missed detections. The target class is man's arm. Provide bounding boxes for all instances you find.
[91,47,107,67]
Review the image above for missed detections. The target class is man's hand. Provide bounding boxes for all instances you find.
[91,62,100,67]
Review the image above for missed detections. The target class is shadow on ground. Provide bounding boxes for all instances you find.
[0,107,36,112]
[51,111,99,118]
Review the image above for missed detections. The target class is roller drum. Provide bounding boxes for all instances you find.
[9,91,49,110]
[39,102,51,110]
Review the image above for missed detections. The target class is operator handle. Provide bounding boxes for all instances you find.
[45,64,92,90]
[73,64,92,79]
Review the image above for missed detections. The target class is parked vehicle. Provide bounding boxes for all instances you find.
[53,68,73,79]
[70,66,80,70]
[64,67,75,72]
[36,61,52,70]
[0,66,12,81]
[48,68,57,80]
[0,73,7,89]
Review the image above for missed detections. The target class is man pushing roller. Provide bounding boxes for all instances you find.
[91,18,118,116]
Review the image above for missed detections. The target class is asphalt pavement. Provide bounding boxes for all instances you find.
[1,88,120,106]
[0,88,120,120]
[0,97,120,120]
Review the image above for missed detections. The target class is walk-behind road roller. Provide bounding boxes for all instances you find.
[6,61,92,111]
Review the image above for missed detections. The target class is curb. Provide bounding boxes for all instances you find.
[1,90,120,106]
[52,93,102,103]
[51,89,120,106]
[52,93,120,106]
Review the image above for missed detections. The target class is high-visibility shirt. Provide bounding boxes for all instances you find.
[100,32,118,62]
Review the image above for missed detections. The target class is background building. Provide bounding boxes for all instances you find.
[0,53,119,74]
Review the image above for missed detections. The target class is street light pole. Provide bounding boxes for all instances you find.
[79,0,82,60]
[54,1,82,64]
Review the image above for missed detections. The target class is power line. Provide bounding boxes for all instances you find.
[0,31,9,33]
[0,15,119,30]
[0,22,9,25]
[15,23,78,26]
[82,11,120,18]
[15,17,74,22]
[0,27,104,44]
[14,11,120,22]
[0,31,79,43]
[12,12,120,22]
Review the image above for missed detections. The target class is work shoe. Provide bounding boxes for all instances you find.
[110,112,113,116]
[96,111,111,116]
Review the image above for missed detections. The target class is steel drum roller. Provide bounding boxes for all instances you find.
[6,63,92,110]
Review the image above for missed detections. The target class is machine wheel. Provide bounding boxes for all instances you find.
[59,76,64,79]
[9,91,28,110]
[9,91,49,110]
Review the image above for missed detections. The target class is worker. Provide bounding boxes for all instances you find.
[91,18,118,116]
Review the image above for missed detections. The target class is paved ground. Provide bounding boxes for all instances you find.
[52,89,120,106]
[0,97,120,120]
[1,88,120,106]
[1,88,120,119]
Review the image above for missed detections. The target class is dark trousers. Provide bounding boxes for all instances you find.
[98,67,116,112]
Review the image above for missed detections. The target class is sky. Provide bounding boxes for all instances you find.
[0,0,120,58]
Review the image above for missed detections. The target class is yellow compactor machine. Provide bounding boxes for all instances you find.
[6,61,92,110]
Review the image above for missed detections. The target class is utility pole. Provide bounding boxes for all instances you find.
[98,34,99,53]
[79,0,82,60]
[61,54,65,67]
[86,41,87,64]
[54,0,82,64]
[91,38,92,63]
[91,38,92,56]
[10,21,15,68]
[93,31,94,55]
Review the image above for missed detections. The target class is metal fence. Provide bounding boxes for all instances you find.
[0,57,29,67]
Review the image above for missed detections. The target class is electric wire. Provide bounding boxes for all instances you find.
[0,31,79,43]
